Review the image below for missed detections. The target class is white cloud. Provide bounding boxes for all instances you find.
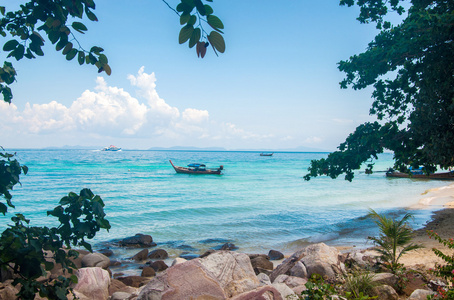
[0,67,268,148]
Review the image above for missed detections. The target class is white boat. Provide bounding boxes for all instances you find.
[102,145,122,151]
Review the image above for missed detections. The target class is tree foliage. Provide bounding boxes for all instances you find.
[0,150,110,299]
[305,0,454,181]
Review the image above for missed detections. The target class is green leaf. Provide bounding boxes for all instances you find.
[188,15,197,26]
[208,31,225,53]
[71,22,87,34]
[179,25,194,44]
[3,40,19,51]
[207,15,224,31]
[180,13,190,25]
[204,5,213,15]
[189,28,201,48]
[66,49,78,60]
[194,0,206,16]
[85,9,98,22]
[62,42,73,55]
[98,54,108,65]
[78,51,85,65]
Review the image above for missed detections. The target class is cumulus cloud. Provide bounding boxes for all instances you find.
[0,67,271,147]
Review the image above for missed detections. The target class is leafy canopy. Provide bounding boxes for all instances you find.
[305,0,454,181]
[1,0,225,103]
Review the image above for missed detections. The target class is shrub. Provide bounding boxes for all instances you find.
[427,230,454,299]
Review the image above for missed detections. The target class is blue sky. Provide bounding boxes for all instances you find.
[1,0,384,150]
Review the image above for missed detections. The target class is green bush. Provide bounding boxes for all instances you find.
[427,230,454,300]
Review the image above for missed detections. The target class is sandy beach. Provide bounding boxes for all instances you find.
[399,183,454,268]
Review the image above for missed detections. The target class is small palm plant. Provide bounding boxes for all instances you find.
[367,209,422,273]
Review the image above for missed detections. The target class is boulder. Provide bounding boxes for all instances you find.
[119,234,156,248]
[257,273,272,286]
[270,243,344,282]
[171,257,187,266]
[272,282,297,299]
[370,285,398,300]
[117,276,151,288]
[141,266,156,277]
[273,274,307,290]
[268,249,284,261]
[110,291,134,300]
[148,249,168,260]
[229,285,284,300]
[289,261,308,279]
[81,253,110,269]
[109,279,137,295]
[250,255,274,274]
[371,273,398,287]
[148,260,168,272]
[408,289,435,300]
[137,251,260,299]
[0,280,18,300]
[132,249,148,261]
[73,267,110,300]
[97,249,114,257]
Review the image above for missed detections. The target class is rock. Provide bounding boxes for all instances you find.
[272,282,297,299]
[250,255,274,274]
[268,249,284,260]
[81,253,111,269]
[274,274,307,290]
[148,249,168,260]
[117,276,151,288]
[408,289,435,300]
[179,253,199,260]
[171,257,187,266]
[97,248,114,257]
[110,291,134,300]
[300,243,345,279]
[141,266,156,277]
[148,260,168,272]
[289,261,308,279]
[73,267,110,300]
[132,249,148,261]
[108,279,137,295]
[229,285,284,300]
[199,249,216,258]
[0,280,18,300]
[137,251,260,299]
[370,285,398,300]
[257,273,272,286]
[220,243,238,250]
[270,243,344,282]
[119,234,156,248]
[371,273,398,287]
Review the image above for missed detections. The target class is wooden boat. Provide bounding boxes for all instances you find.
[169,160,223,175]
[260,153,274,156]
[386,170,454,180]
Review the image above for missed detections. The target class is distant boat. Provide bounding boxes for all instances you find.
[385,169,454,180]
[260,153,274,156]
[102,145,122,151]
[169,160,223,175]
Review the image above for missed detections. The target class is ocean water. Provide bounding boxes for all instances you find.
[1,149,450,272]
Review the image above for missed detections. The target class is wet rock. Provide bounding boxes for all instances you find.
[97,248,114,257]
[119,234,156,248]
[147,249,168,260]
[179,253,199,260]
[117,275,151,288]
[132,249,148,261]
[141,266,156,277]
[268,249,284,260]
[148,260,168,272]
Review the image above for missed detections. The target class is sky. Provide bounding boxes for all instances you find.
[0,0,385,151]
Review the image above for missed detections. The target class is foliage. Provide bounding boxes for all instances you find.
[166,0,225,57]
[300,273,337,300]
[0,148,28,214]
[367,209,422,273]
[0,150,110,299]
[427,230,454,299]
[305,0,454,181]
[343,272,377,300]
[0,0,111,103]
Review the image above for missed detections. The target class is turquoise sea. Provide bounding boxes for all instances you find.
[1,149,450,273]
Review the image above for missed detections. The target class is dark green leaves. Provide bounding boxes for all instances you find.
[175,0,225,58]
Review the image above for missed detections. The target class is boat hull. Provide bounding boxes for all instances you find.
[169,160,222,175]
[386,171,454,180]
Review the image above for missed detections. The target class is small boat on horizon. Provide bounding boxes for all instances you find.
[102,145,122,151]
[260,153,274,156]
[385,168,454,180]
[169,160,223,175]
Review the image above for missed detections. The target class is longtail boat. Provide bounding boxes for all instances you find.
[169,160,223,175]
[260,153,273,156]
[385,170,454,180]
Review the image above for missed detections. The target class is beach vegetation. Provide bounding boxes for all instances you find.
[304,0,454,181]
[367,209,422,273]
[0,150,111,299]
[427,230,454,299]
[300,273,337,300]
[343,272,377,300]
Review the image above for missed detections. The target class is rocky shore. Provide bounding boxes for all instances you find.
[1,206,452,300]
